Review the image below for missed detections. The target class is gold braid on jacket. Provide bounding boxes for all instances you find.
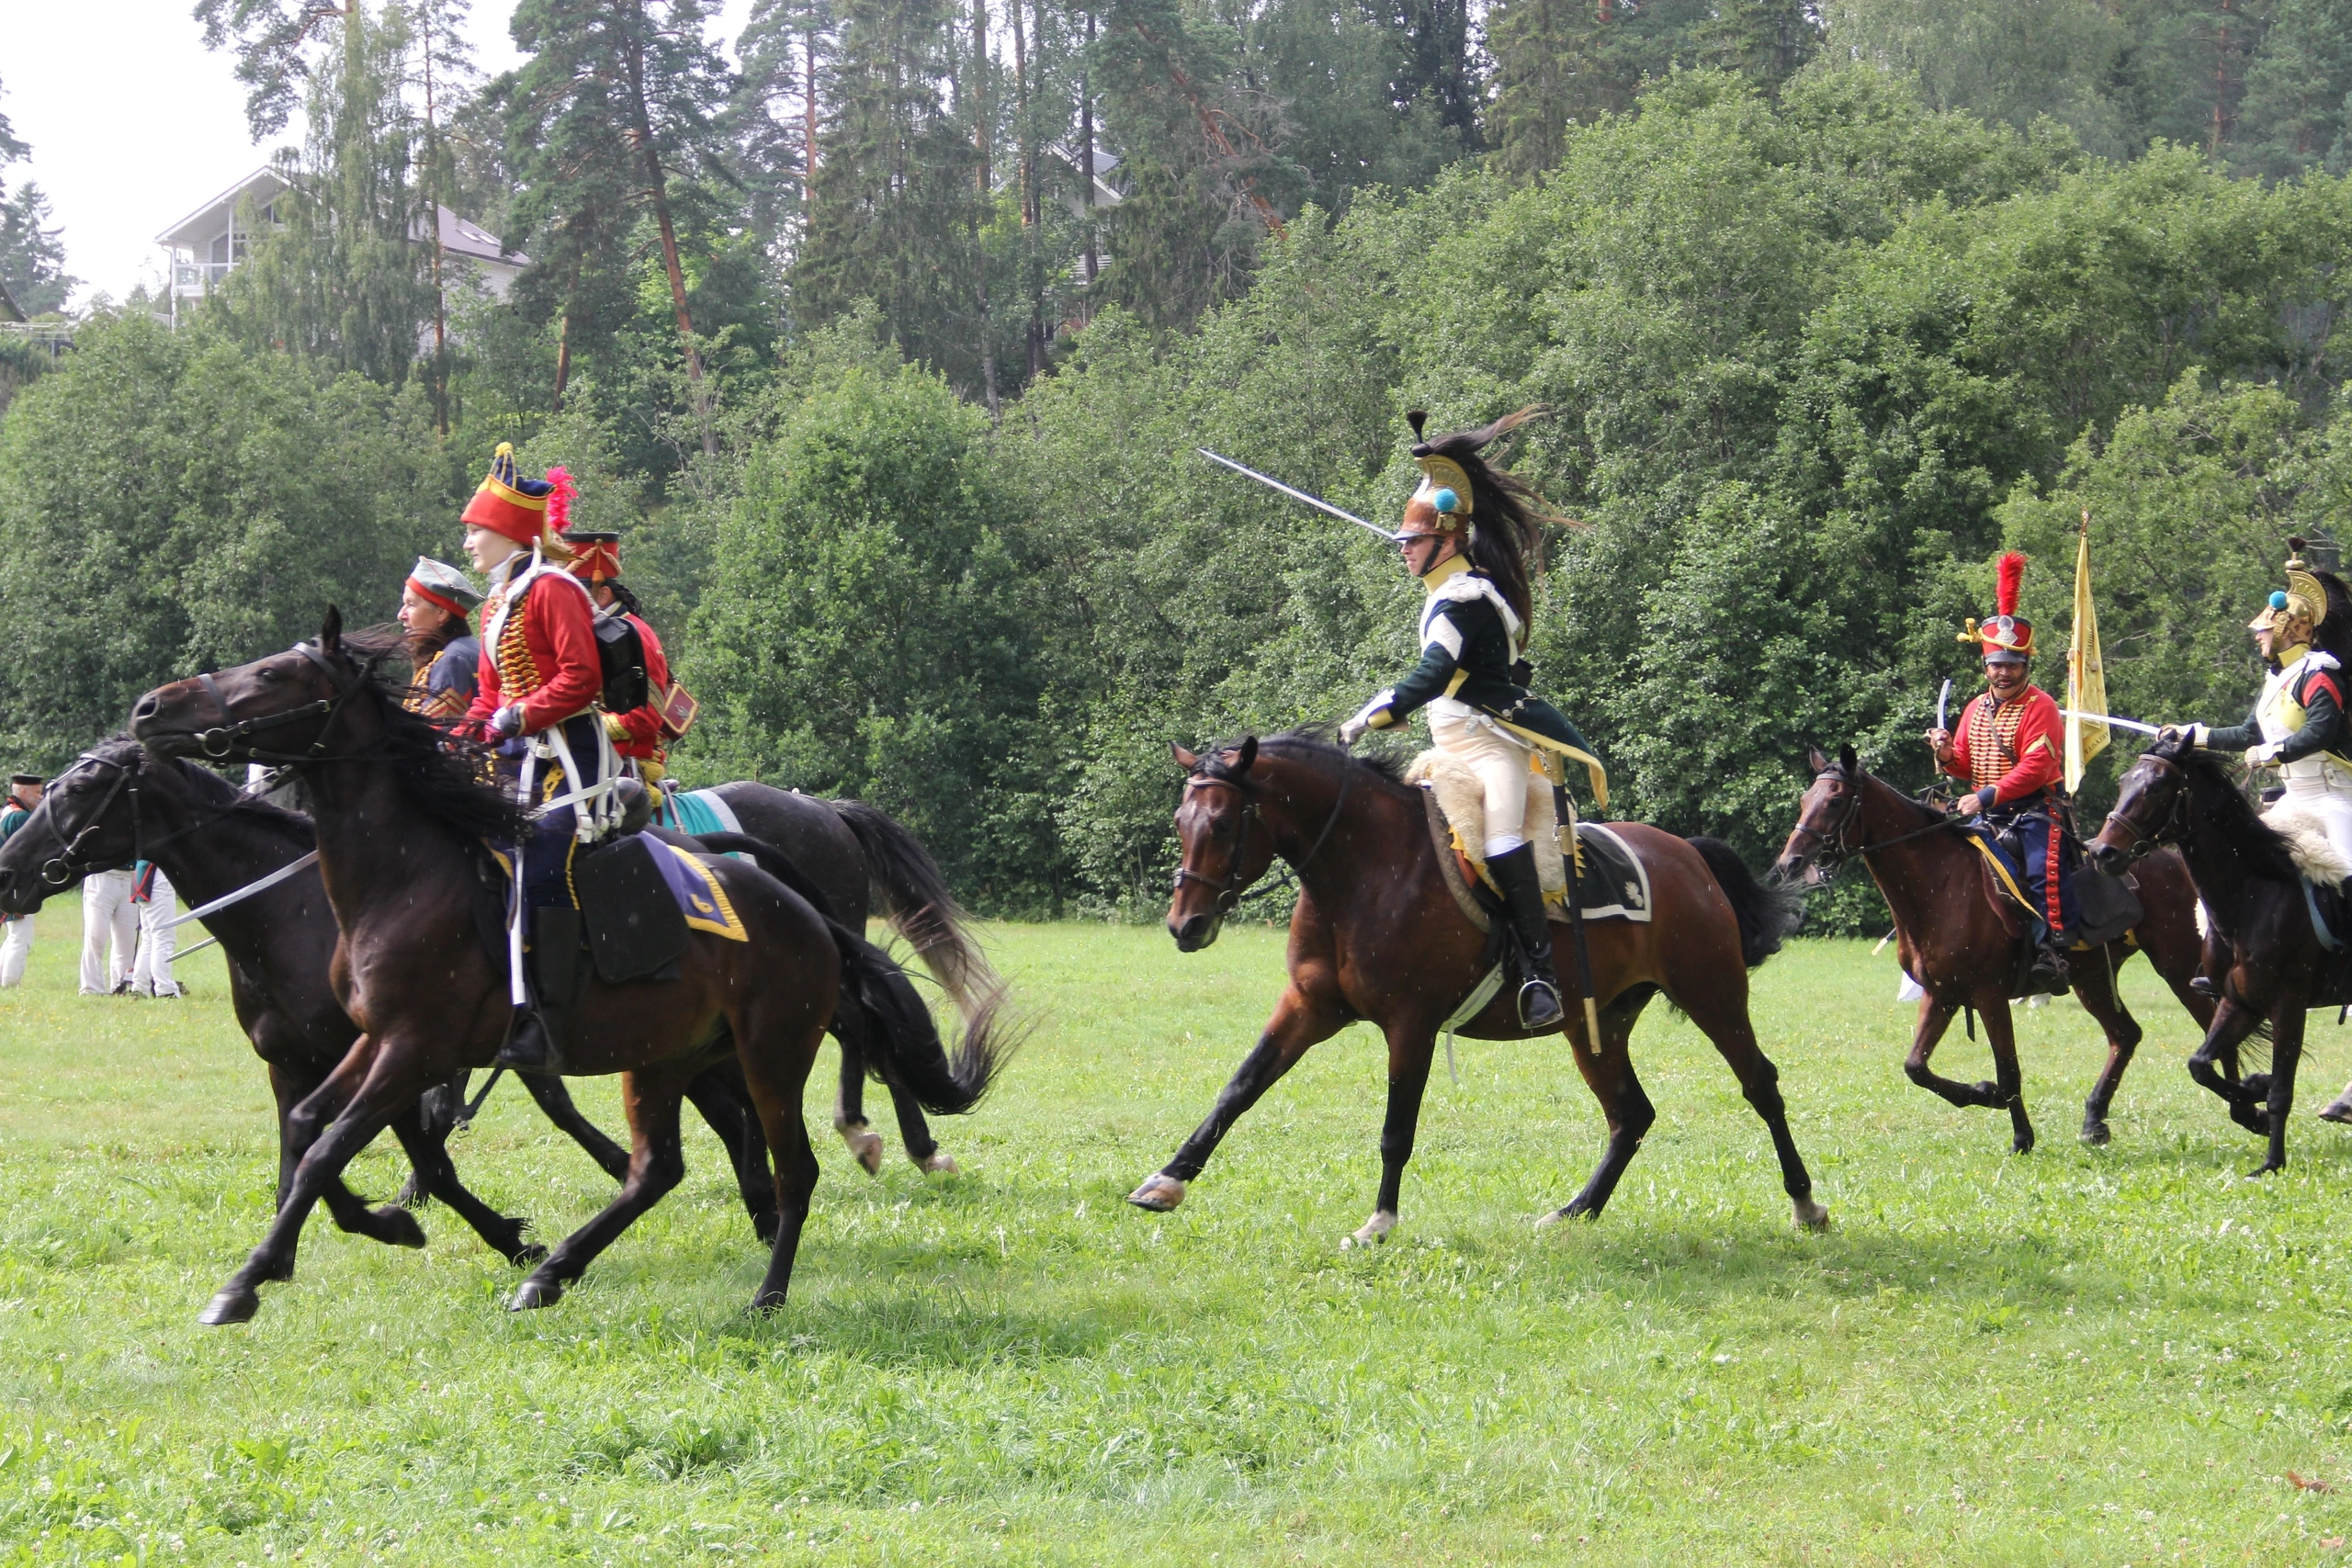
[489,588,541,699]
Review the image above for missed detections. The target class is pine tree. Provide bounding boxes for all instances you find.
[509,0,737,453]
[0,186,79,318]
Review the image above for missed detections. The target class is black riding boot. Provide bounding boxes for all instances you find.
[499,907,583,1075]
[2027,925,2072,997]
[1487,844,1566,1031]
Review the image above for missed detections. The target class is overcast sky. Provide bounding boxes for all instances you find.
[6,0,751,310]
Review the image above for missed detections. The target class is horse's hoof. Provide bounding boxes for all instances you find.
[837,1122,884,1177]
[508,1277,563,1311]
[370,1205,429,1248]
[747,1290,787,1315]
[1537,1201,1594,1228]
[918,1150,959,1175]
[198,1288,261,1326]
[2011,1134,2035,1156]
[2079,1120,2111,1147]
[1341,1210,1397,1249]
[1792,1197,1831,1232]
[1126,1174,1186,1212]
[2318,1098,2352,1125]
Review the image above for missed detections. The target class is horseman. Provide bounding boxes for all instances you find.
[1339,408,1606,1031]
[399,557,482,721]
[2165,540,2352,1021]
[565,532,673,785]
[1924,551,2074,995]
[459,445,616,1073]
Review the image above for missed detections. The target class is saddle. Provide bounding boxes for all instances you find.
[1413,767,1651,933]
[477,820,752,993]
[1959,824,2143,953]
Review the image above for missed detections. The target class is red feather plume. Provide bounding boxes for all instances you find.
[545,467,576,534]
[1995,550,2025,618]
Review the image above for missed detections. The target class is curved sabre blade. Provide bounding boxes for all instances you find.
[1197,449,1401,541]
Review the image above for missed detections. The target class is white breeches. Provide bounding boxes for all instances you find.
[2283,770,2352,867]
[133,869,177,996]
[0,913,32,987]
[79,869,136,995]
[1430,710,1551,858]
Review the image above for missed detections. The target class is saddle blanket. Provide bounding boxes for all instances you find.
[486,833,749,945]
[656,785,742,839]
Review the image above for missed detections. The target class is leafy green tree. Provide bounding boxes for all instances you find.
[683,326,1057,901]
[0,314,450,765]
[0,185,75,318]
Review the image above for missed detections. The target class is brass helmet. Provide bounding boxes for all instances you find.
[2250,537,2329,633]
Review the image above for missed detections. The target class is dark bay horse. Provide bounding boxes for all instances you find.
[0,739,819,1247]
[130,612,1008,1323]
[1772,745,2213,1153]
[2091,739,2340,1174]
[1134,730,1822,1240]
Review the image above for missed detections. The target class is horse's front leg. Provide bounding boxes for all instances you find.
[202,1037,421,1325]
[1978,994,2034,1155]
[2074,942,2143,1146]
[2188,996,2271,1135]
[2253,1003,2307,1177]
[1900,992,2007,1110]
[1346,1021,1441,1248]
[1127,982,1350,1213]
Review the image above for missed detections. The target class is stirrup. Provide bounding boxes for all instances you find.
[1517,976,1566,1030]
[496,1010,568,1076]
[2189,975,2221,999]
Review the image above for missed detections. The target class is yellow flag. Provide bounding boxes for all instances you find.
[2065,515,2109,793]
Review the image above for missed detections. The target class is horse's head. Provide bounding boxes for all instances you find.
[0,739,148,914]
[1772,744,1865,888]
[131,607,372,764]
[1166,737,1274,952]
[2089,739,2194,874]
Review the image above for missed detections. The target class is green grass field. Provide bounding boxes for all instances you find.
[6,904,2352,1564]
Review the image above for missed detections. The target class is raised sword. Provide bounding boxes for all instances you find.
[1935,678,1951,733]
[2058,708,2163,737]
[1196,449,1402,542]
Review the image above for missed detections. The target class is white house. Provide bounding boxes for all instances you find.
[156,166,527,327]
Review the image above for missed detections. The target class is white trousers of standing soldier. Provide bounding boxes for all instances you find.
[0,912,30,987]
[131,866,179,998]
[79,868,136,995]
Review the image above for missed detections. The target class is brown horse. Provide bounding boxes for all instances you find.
[1771,744,2216,1154]
[2090,739,2336,1174]
[1129,730,1824,1240]
[129,611,1007,1324]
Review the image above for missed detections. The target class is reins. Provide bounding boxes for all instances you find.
[1792,765,1962,881]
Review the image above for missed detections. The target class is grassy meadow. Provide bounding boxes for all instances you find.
[5,904,2352,1563]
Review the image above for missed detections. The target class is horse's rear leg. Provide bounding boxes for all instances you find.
[515,1070,632,1182]
[2074,943,2143,1146]
[886,1081,951,1174]
[1128,983,1350,1213]
[512,1071,691,1310]
[832,1035,885,1175]
[684,1063,780,1245]
[1677,985,1826,1231]
[1542,990,1657,1225]
[1344,1025,1440,1248]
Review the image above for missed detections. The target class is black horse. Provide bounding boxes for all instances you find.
[2089,739,2341,1174]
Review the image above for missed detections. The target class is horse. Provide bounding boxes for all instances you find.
[1132,729,1824,1241]
[1770,745,2216,1153]
[2089,738,2343,1174]
[650,783,1003,1176]
[128,610,1010,1323]
[0,737,798,1248]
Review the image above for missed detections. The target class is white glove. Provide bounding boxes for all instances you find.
[489,704,526,739]
[1339,716,1370,747]
[2245,742,2280,768]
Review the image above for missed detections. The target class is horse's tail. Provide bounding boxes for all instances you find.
[693,829,1016,1115]
[831,798,1004,1022]
[1688,836,1804,968]
[829,927,1017,1117]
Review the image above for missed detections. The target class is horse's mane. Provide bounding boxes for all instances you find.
[336,627,532,844]
[2159,738,2305,886]
[1204,725,1415,795]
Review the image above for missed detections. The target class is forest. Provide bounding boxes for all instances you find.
[4,0,2352,924]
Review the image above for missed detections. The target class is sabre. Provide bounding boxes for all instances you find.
[1196,449,1401,542]
[2059,708,2164,737]
[1935,678,1951,734]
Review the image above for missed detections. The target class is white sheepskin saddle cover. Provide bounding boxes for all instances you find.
[2262,800,2352,886]
[1406,749,1566,895]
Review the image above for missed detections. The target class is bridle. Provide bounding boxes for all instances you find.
[33,749,293,889]
[2098,752,2189,863]
[1173,757,1353,917]
[1785,764,1959,882]
[189,640,378,765]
